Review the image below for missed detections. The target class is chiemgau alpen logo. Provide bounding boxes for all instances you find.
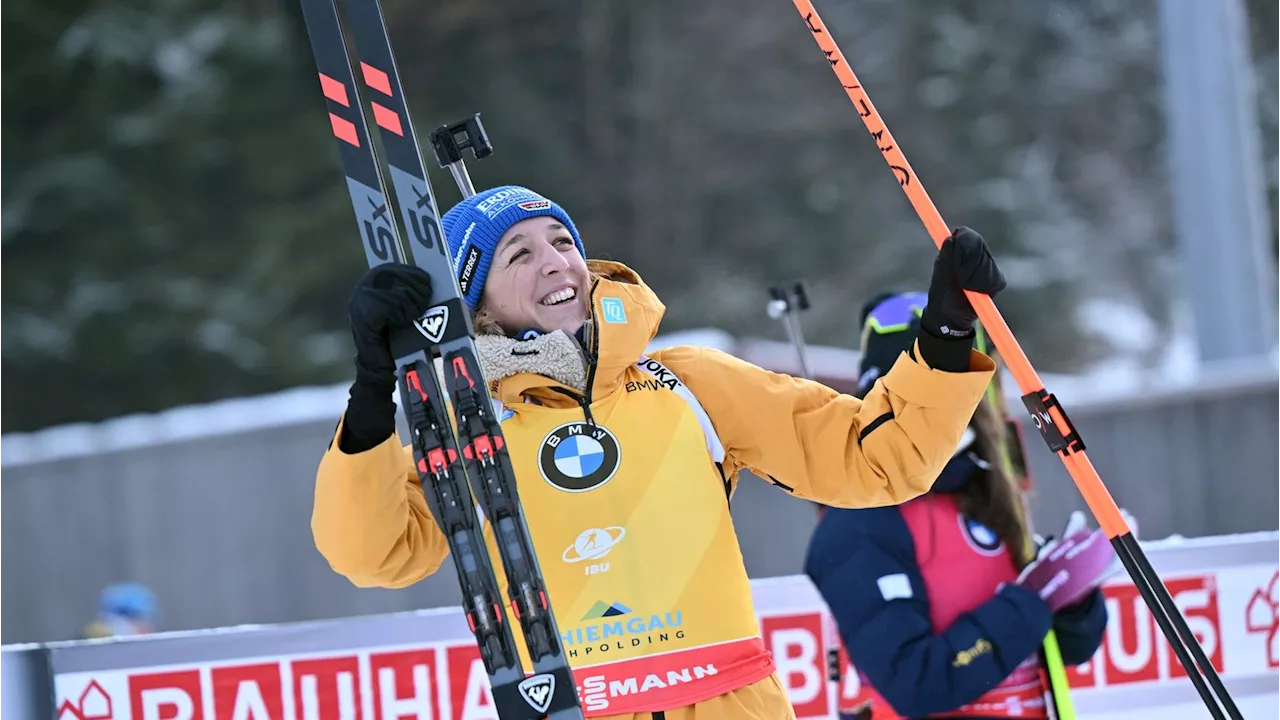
[539,422,622,492]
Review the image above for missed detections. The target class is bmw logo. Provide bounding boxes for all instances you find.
[960,515,1004,556]
[539,422,622,493]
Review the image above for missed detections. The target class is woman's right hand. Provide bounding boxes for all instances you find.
[1015,524,1119,613]
[347,262,435,387]
[339,263,434,454]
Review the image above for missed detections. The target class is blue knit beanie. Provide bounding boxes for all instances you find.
[441,185,586,309]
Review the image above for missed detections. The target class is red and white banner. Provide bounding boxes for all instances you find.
[57,644,500,720]
[51,538,1279,720]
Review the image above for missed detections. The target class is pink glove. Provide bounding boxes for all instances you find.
[1016,519,1119,613]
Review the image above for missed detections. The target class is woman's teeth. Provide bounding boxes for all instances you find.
[541,288,576,306]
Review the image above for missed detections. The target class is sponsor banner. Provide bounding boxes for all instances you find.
[757,563,1279,718]
[50,539,1279,719]
[55,642,500,720]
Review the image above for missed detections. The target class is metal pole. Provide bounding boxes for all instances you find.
[767,282,816,379]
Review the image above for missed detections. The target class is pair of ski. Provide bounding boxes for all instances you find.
[296,0,581,717]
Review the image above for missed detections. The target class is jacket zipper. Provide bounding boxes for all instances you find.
[541,281,602,426]
[550,386,596,427]
[574,280,603,426]
[583,279,601,404]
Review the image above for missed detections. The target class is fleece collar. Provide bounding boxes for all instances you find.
[475,330,589,395]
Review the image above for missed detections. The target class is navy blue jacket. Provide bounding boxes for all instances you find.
[803,457,1108,719]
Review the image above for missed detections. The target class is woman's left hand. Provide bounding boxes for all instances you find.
[920,227,1008,340]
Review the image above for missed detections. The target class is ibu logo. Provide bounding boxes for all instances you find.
[563,526,626,576]
[600,297,627,324]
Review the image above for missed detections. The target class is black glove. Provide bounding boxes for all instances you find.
[917,227,1007,372]
[339,263,434,454]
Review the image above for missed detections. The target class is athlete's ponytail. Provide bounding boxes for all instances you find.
[952,397,1035,569]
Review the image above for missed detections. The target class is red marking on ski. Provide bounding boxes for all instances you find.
[318,73,349,106]
[329,114,359,147]
[371,102,404,136]
[360,62,393,96]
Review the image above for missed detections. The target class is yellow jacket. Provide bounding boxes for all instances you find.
[312,260,995,719]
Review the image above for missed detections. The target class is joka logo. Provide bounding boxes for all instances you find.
[539,422,621,493]
[960,514,1004,556]
[413,305,448,343]
[563,601,686,658]
[627,358,683,393]
[518,674,556,713]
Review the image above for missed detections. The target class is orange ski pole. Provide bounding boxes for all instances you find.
[789,3,1241,719]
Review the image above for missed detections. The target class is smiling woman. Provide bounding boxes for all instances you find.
[312,183,1011,720]
[471,216,595,338]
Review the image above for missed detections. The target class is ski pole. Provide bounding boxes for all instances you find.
[788,3,1241,719]
[767,281,816,379]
